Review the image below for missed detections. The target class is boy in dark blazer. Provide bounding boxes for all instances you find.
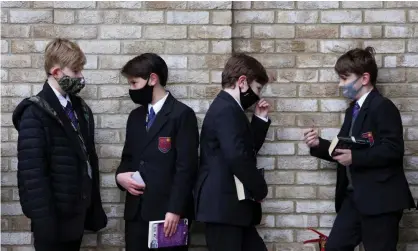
[115,53,199,251]
[194,54,271,251]
[12,38,107,251]
[303,47,416,251]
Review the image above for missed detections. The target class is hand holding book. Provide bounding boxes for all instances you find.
[164,212,180,237]
[148,218,189,249]
[116,172,145,196]
[332,149,352,166]
[328,136,371,166]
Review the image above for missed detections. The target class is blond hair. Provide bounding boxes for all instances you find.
[44,38,86,74]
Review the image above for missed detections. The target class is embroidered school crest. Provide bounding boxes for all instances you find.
[361,132,374,146]
[158,137,171,153]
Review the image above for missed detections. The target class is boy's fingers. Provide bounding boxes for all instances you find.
[128,188,140,196]
[303,128,313,135]
[171,222,178,236]
[261,102,269,107]
[130,181,145,189]
[164,220,169,237]
[307,139,317,145]
[305,133,316,140]
[335,149,350,154]
[166,221,173,237]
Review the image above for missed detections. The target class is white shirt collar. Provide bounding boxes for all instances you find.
[148,92,169,114]
[49,82,71,108]
[357,89,372,108]
[222,90,244,110]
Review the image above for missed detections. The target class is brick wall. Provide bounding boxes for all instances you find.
[1,1,418,250]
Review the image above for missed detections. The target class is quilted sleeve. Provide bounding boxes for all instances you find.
[17,106,57,242]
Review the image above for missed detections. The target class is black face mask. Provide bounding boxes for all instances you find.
[129,78,153,106]
[240,86,260,110]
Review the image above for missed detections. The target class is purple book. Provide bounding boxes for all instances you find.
[147,218,189,249]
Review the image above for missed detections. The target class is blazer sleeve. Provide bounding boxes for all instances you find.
[168,108,199,215]
[216,107,268,201]
[352,99,404,169]
[17,107,57,242]
[309,137,336,162]
[115,111,134,191]
[251,114,271,153]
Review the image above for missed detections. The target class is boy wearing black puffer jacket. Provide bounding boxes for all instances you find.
[12,38,107,251]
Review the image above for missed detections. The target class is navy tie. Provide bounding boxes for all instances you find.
[147,107,156,130]
[64,102,78,129]
[352,102,360,120]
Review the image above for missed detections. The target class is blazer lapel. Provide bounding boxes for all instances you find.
[41,83,87,161]
[351,89,379,136]
[138,93,174,154]
[133,107,148,153]
[339,105,353,137]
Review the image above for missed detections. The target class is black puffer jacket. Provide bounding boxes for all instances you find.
[12,83,107,242]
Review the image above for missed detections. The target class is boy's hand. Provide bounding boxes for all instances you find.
[333,149,352,166]
[164,212,180,237]
[254,99,270,119]
[303,128,320,148]
[267,70,277,83]
[116,172,145,196]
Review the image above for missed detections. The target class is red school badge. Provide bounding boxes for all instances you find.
[361,132,374,146]
[158,137,171,153]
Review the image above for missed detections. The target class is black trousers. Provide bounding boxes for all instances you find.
[125,212,190,251]
[326,193,403,251]
[34,239,82,251]
[205,223,267,251]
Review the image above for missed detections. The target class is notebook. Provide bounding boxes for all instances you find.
[328,136,371,157]
[147,218,189,249]
[234,168,265,201]
[132,171,145,186]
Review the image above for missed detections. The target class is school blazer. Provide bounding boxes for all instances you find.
[194,91,270,226]
[116,93,199,221]
[310,89,416,215]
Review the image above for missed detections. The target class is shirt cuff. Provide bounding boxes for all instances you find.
[255,114,268,122]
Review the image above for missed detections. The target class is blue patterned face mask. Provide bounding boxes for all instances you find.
[341,77,362,100]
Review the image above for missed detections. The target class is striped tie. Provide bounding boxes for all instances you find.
[352,102,360,121]
[64,102,78,128]
[147,107,156,130]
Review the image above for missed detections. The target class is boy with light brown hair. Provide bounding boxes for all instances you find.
[303,47,415,251]
[13,38,107,251]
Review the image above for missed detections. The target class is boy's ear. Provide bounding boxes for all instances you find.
[362,72,371,86]
[237,75,247,89]
[149,73,159,86]
[50,66,61,78]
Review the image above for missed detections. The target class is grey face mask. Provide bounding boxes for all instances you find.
[341,77,362,100]
[57,75,86,95]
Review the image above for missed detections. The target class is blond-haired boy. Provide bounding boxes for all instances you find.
[12,38,107,251]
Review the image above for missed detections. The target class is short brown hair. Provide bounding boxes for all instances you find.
[44,38,86,74]
[221,53,269,88]
[334,46,378,86]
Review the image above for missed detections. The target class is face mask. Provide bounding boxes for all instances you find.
[129,78,153,106]
[57,75,86,95]
[240,85,260,110]
[342,77,362,100]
